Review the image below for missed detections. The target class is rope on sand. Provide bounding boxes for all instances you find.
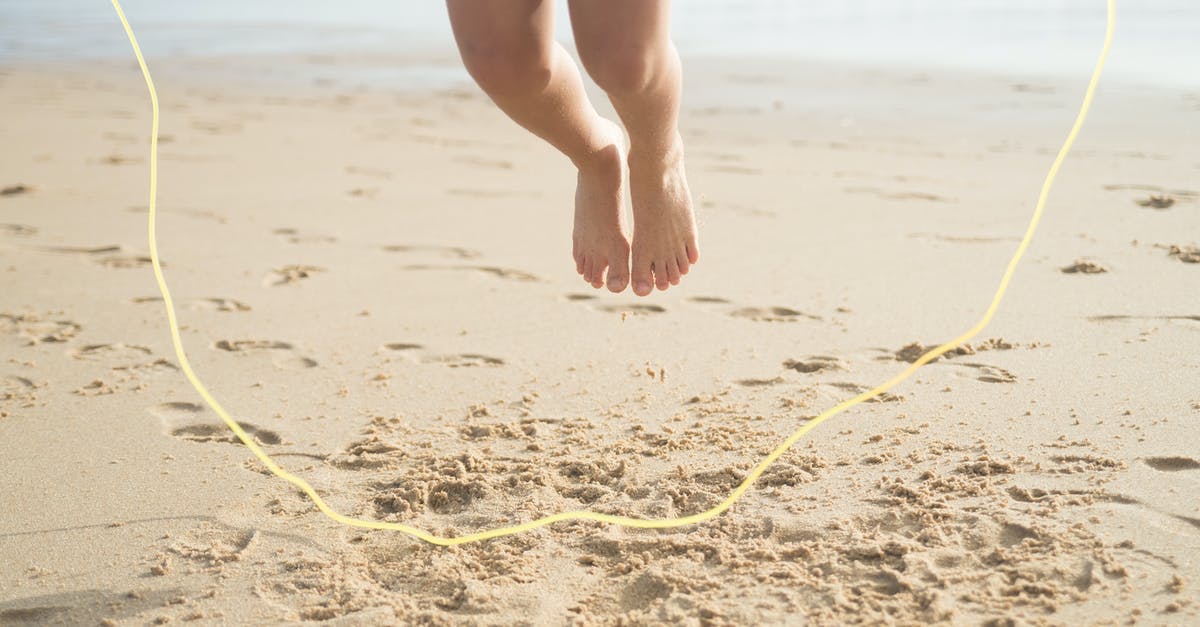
[109,0,1115,546]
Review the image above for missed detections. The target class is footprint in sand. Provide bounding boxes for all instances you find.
[112,359,178,377]
[891,343,1017,383]
[946,362,1018,384]
[214,339,317,370]
[68,343,152,363]
[736,376,785,387]
[380,342,503,368]
[382,244,480,259]
[1,184,31,196]
[272,228,337,244]
[1104,183,1198,202]
[131,296,251,312]
[1143,457,1200,472]
[0,224,36,237]
[1,375,38,404]
[1061,259,1109,274]
[687,296,732,305]
[216,340,292,351]
[401,264,540,282]
[41,245,155,269]
[783,356,846,374]
[1166,245,1200,264]
[425,353,505,368]
[382,342,424,352]
[149,401,281,445]
[892,340,1025,364]
[823,382,904,403]
[1136,195,1176,209]
[595,303,666,316]
[263,265,325,286]
[0,313,81,346]
[563,294,666,316]
[1,374,35,391]
[730,306,820,323]
[96,254,154,269]
[1086,315,1200,330]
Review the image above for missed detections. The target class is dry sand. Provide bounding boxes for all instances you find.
[1,52,1198,625]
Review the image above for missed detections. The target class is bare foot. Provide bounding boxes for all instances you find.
[572,119,630,292]
[628,134,699,296]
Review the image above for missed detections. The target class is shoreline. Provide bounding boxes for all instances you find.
[9,42,1200,101]
[6,0,1200,92]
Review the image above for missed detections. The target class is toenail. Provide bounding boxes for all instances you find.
[635,281,650,293]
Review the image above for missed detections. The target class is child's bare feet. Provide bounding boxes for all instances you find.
[628,134,699,296]
[572,119,631,292]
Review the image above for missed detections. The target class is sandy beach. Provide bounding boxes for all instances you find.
[2,11,1199,624]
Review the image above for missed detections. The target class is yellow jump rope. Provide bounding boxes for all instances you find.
[110,0,1115,546]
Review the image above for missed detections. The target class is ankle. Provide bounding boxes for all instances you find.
[573,136,624,178]
[627,132,684,171]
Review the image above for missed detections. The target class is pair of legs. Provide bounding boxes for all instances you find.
[446,0,698,296]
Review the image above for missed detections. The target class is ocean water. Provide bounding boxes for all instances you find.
[1,0,1195,89]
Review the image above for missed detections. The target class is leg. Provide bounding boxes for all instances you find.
[569,0,698,297]
[446,0,630,292]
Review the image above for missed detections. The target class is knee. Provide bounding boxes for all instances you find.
[578,44,660,96]
[458,40,553,98]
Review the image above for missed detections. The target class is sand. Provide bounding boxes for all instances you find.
[1,50,1198,625]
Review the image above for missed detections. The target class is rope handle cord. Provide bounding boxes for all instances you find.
[109,0,1115,546]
